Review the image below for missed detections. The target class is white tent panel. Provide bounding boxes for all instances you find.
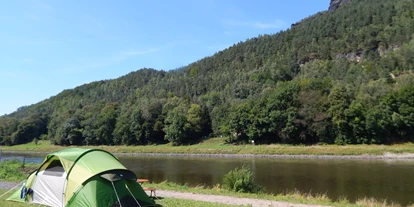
[31,166,66,207]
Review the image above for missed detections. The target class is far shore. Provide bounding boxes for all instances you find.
[2,139,414,160]
[2,150,414,160]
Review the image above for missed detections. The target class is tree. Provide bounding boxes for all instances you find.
[163,107,188,145]
[328,84,353,144]
[94,103,118,145]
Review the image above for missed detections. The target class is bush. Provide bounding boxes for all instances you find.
[0,160,25,181]
[222,165,264,193]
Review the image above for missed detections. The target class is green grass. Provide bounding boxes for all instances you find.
[144,181,410,207]
[158,198,249,207]
[0,191,44,207]
[0,161,410,207]
[0,189,247,207]
[0,185,409,207]
[0,160,38,182]
[2,139,414,156]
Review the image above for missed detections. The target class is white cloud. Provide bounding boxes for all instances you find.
[224,31,233,36]
[9,39,61,46]
[56,61,113,75]
[23,58,35,63]
[56,40,187,74]
[207,44,233,51]
[0,71,19,78]
[116,40,191,60]
[224,19,287,29]
[116,48,161,61]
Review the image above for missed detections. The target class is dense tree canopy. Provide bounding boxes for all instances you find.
[1,0,413,146]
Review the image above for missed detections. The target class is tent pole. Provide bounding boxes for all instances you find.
[62,178,67,207]
[111,181,123,207]
[126,185,141,207]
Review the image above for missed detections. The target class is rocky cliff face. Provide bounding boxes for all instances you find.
[329,0,352,11]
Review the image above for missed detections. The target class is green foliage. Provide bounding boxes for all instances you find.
[0,160,28,181]
[1,0,414,146]
[222,165,264,193]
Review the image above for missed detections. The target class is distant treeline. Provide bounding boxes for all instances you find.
[1,0,413,146]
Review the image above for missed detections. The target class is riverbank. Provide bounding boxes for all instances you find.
[2,139,414,159]
[0,160,410,207]
[0,181,408,207]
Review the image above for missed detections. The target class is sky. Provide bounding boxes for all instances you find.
[0,0,329,116]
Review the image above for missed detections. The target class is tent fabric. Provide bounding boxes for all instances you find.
[100,169,137,182]
[7,148,155,207]
[31,168,66,206]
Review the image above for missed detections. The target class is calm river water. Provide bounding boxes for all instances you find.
[3,152,414,206]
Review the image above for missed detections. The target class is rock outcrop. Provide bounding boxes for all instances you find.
[329,0,352,11]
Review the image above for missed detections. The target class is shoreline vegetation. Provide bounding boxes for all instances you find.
[0,160,411,207]
[1,139,414,160]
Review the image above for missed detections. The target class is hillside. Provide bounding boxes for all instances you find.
[1,0,413,146]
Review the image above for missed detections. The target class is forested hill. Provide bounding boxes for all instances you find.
[1,0,414,146]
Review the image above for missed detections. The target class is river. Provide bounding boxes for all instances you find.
[2,152,414,206]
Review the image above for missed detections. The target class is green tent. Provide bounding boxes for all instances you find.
[7,148,156,207]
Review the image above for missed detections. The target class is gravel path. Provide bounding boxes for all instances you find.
[0,182,19,190]
[156,190,333,207]
[0,182,331,207]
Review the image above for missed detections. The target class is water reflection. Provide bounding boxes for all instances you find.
[119,156,414,206]
[3,152,414,206]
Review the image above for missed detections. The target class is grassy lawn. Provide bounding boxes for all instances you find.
[2,138,414,156]
[0,189,246,207]
[0,184,408,207]
[0,160,410,207]
[158,198,248,207]
[143,182,410,207]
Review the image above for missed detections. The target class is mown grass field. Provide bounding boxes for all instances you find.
[2,139,414,156]
[147,182,411,207]
[0,161,244,207]
[0,189,246,207]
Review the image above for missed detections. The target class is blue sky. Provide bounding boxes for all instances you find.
[0,0,329,115]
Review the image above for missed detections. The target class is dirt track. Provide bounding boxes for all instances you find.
[155,190,332,207]
[1,182,331,207]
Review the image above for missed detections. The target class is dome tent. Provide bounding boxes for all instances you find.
[7,148,156,207]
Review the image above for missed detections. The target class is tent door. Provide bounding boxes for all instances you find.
[31,166,66,207]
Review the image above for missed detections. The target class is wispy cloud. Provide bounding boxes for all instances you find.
[224,19,287,29]
[224,31,233,36]
[56,60,114,75]
[23,58,35,63]
[13,40,62,45]
[0,71,32,81]
[115,48,160,61]
[0,71,19,78]
[56,40,187,75]
[115,40,191,61]
[207,44,233,51]
[25,1,54,21]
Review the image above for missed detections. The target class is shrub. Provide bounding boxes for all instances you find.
[222,165,264,193]
[0,160,25,181]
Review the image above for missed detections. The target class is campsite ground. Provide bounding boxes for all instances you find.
[0,187,332,207]
[0,187,247,207]
[0,162,408,207]
[2,140,414,207]
[0,188,330,207]
[2,139,414,158]
[0,182,408,207]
